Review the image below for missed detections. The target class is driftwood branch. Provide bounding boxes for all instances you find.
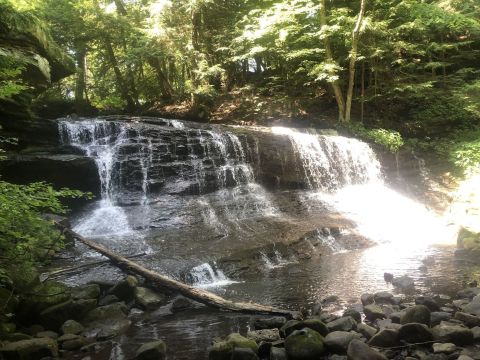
[55,222,300,319]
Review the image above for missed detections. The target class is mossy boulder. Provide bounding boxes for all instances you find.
[0,337,58,359]
[208,333,258,360]
[458,227,480,250]
[284,328,325,359]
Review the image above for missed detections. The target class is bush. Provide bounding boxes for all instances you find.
[343,122,405,153]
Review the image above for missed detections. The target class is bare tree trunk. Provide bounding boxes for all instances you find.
[319,0,345,122]
[56,223,299,319]
[74,42,89,115]
[345,0,366,122]
[360,61,365,123]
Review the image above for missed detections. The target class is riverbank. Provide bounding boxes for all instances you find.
[3,255,480,360]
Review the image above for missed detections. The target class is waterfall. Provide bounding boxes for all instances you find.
[272,127,382,190]
[189,263,235,288]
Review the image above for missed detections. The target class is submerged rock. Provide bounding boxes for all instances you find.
[254,316,287,330]
[392,275,415,290]
[135,340,167,360]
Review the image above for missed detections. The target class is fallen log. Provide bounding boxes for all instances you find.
[56,222,300,319]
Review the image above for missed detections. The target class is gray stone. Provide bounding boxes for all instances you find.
[285,328,325,359]
[62,336,87,350]
[361,293,374,306]
[270,347,287,360]
[363,304,386,321]
[347,339,388,360]
[471,326,480,340]
[342,309,361,323]
[432,343,456,354]
[415,296,441,311]
[432,323,474,345]
[356,323,377,339]
[254,316,287,330]
[108,276,138,302]
[98,295,120,307]
[171,297,195,312]
[39,299,97,330]
[4,333,32,342]
[35,331,58,339]
[389,311,404,323]
[463,296,480,317]
[84,302,129,322]
[400,305,431,326]
[61,320,84,335]
[0,338,58,359]
[326,317,357,332]
[280,319,328,338]
[134,287,166,310]
[458,356,474,360]
[455,312,480,327]
[72,284,101,300]
[392,275,415,290]
[324,331,359,354]
[231,348,260,360]
[398,323,433,343]
[135,340,166,360]
[368,328,400,348]
[431,312,452,326]
[247,329,280,343]
[457,288,480,300]
[374,292,394,305]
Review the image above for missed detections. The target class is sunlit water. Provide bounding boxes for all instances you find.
[54,118,472,360]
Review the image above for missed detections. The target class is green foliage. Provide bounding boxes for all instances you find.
[345,123,405,153]
[0,56,28,100]
[0,181,89,269]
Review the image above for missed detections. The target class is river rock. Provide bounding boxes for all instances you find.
[98,295,120,307]
[5,333,32,342]
[39,299,97,330]
[62,336,88,350]
[342,309,361,323]
[363,304,386,321]
[108,276,138,302]
[208,333,258,360]
[415,296,441,311]
[432,343,456,354]
[84,302,128,322]
[455,312,480,327]
[347,339,388,360]
[135,340,166,360]
[356,323,377,339]
[324,331,359,354]
[361,293,374,306]
[398,323,433,343]
[61,319,84,335]
[254,316,287,330]
[171,297,196,312]
[374,292,394,305]
[0,337,58,359]
[462,295,480,317]
[36,330,58,339]
[84,302,131,340]
[270,346,287,360]
[72,284,101,300]
[280,319,328,338]
[285,328,325,359]
[400,305,431,325]
[458,356,475,360]
[134,287,166,310]
[458,288,480,300]
[326,317,357,332]
[471,326,480,340]
[432,323,474,345]
[431,312,452,326]
[392,275,415,290]
[247,329,280,343]
[368,328,400,347]
[231,347,260,360]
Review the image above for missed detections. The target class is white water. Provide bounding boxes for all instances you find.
[273,126,457,249]
[189,263,237,288]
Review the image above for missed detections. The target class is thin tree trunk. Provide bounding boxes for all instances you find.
[56,223,300,319]
[319,0,345,122]
[360,61,365,123]
[74,43,89,115]
[345,0,367,122]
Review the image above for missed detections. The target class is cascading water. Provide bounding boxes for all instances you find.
[272,126,457,247]
[189,262,236,288]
